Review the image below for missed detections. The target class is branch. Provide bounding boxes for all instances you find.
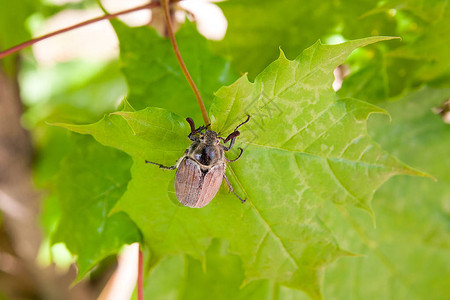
[161,0,210,125]
[0,2,160,59]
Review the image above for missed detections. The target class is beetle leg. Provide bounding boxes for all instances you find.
[188,132,200,142]
[223,174,246,203]
[145,160,177,170]
[225,148,243,163]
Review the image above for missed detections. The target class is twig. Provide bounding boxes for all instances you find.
[161,0,210,125]
[0,2,160,59]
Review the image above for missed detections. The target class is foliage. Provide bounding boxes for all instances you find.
[55,31,422,298]
[0,0,37,72]
[2,0,448,299]
[113,20,236,121]
[51,134,141,278]
[322,87,450,300]
[218,0,450,99]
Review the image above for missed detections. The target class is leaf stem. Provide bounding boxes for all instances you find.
[0,2,161,59]
[161,0,210,125]
[138,246,144,300]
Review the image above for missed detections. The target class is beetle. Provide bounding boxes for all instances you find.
[145,115,250,208]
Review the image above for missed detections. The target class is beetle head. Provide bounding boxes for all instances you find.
[200,130,220,145]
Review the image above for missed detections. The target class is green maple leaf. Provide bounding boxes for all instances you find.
[139,87,450,300]
[56,37,424,298]
[51,135,141,278]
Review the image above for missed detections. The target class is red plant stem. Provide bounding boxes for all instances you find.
[161,0,210,125]
[138,246,144,300]
[0,2,160,59]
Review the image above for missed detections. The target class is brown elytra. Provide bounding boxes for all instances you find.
[175,158,224,208]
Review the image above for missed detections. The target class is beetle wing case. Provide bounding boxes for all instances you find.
[175,158,224,208]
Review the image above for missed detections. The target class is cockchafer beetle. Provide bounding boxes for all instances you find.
[145,115,250,208]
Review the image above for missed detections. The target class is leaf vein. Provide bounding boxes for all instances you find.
[226,165,299,270]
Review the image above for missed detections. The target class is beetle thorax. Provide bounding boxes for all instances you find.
[187,130,224,168]
[201,130,219,145]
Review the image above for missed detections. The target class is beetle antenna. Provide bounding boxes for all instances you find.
[233,115,250,133]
